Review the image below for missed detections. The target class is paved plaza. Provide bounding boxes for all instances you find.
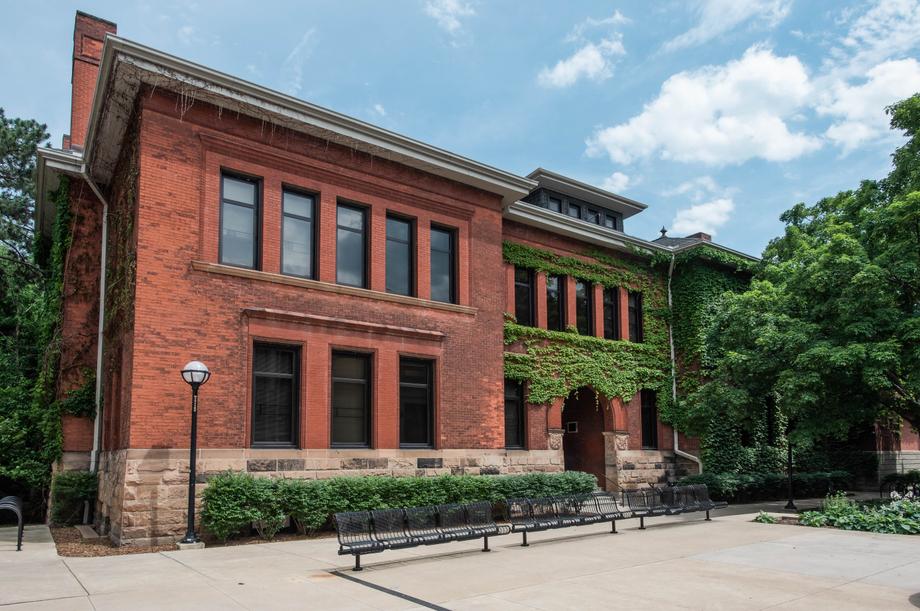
[1,506,918,610]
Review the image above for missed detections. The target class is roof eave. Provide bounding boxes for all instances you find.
[35,148,85,239]
[84,36,535,204]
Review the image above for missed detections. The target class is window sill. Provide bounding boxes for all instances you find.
[192,260,477,316]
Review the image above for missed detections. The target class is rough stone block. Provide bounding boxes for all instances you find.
[417,457,443,469]
[278,459,305,471]
[247,459,277,472]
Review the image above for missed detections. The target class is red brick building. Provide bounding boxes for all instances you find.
[37,13,760,545]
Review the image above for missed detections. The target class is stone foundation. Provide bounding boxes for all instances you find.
[99,447,564,546]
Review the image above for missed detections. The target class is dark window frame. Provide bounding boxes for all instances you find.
[575,279,593,335]
[514,266,535,327]
[504,379,526,449]
[219,170,262,270]
[628,291,644,342]
[250,342,300,449]
[398,357,435,449]
[430,224,458,304]
[603,286,620,340]
[641,389,658,449]
[546,274,566,332]
[385,213,416,297]
[336,201,369,289]
[330,350,373,448]
[280,185,317,280]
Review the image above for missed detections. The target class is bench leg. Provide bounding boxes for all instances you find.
[482,536,490,552]
[639,517,645,530]
[353,554,362,572]
[521,531,529,547]
[611,519,617,534]
[705,510,711,521]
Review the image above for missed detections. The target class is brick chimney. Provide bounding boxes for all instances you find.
[687,232,711,241]
[68,11,116,150]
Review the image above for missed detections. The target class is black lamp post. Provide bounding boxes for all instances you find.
[180,360,210,545]
[785,439,797,511]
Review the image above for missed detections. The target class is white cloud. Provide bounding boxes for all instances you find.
[424,0,475,34]
[372,103,387,117]
[566,10,630,42]
[662,176,724,202]
[817,59,920,152]
[663,0,791,52]
[672,198,735,236]
[177,25,196,45]
[538,36,625,88]
[601,171,631,192]
[826,0,920,79]
[281,29,317,96]
[587,45,821,165]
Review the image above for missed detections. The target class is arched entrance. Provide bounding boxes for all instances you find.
[562,387,607,488]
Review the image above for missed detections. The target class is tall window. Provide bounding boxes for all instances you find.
[331,352,371,447]
[546,275,565,331]
[504,379,525,448]
[430,226,456,304]
[281,189,314,278]
[641,390,658,449]
[575,280,593,335]
[603,287,620,340]
[386,216,414,296]
[252,344,299,447]
[514,267,534,326]
[220,173,259,269]
[336,204,367,288]
[628,291,644,342]
[399,358,433,447]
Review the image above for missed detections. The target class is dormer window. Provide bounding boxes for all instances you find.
[547,196,562,213]
[523,187,624,233]
[566,202,581,219]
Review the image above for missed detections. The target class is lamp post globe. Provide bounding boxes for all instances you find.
[179,360,209,545]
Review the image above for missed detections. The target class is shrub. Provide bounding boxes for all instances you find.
[800,492,920,534]
[49,471,97,526]
[677,470,852,504]
[200,472,286,541]
[202,471,597,539]
[753,511,776,524]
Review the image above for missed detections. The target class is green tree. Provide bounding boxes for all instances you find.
[686,94,920,448]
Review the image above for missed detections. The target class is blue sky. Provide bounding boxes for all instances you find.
[3,1,920,256]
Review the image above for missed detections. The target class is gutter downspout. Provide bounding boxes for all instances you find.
[82,167,108,523]
[668,252,703,474]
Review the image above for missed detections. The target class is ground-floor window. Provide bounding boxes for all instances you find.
[399,358,434,447]
[252,343,299,447]
[641,389,658,449]
[331,351,372,447]
[504,379,525,448]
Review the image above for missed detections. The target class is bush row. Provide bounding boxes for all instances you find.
[800,492,920,535]
[49,471,98,526]
[677,470,852,503]
[200,471,597,541]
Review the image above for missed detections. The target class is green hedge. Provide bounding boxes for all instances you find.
[201,471,597,541]
[49,471,98,526]
[678,470,852,503]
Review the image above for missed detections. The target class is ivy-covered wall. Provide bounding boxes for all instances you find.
[501,237,765,472]
[501,240,672,416]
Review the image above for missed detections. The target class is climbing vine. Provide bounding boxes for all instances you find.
[502,242,672,417]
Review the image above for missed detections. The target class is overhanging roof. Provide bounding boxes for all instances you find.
[84,35,535,204]
[34,147,84,239]
[526,168,647,219]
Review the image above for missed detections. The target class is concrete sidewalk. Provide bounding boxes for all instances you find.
[1,506,917,610]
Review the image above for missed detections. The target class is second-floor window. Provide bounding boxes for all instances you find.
[336,203,367,288]
[430,225,456,304]
[603,287,620,340]
[546,275,565,331]
[281,189,314,278]
[514,267,534,326]
[628,291,644,342]
[220,173,260,269]
[386,215,414,296]
[575,279,593,335]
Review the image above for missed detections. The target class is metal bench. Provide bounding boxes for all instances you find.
[0,496,23,551]
[507,493,628,545]
[335,501,508,571]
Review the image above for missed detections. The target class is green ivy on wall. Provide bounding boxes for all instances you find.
[502,242,673,416]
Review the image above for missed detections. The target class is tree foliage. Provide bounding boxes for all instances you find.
[686,94,920,447]
[0,108,48,269]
